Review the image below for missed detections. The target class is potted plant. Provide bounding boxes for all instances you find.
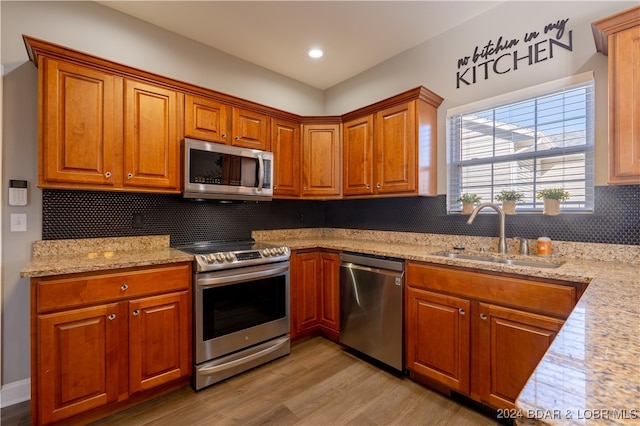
[457,193,482,214]
[536,188,570,216]
[495,190,524,215]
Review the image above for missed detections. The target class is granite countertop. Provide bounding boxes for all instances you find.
[254,228,640,425]
[20,235,194,278]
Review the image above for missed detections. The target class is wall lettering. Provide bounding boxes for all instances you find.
[456,18,573,89]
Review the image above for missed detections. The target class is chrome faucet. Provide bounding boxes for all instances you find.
[467,203,507,254]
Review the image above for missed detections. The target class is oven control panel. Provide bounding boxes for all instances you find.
[194,246,290,271]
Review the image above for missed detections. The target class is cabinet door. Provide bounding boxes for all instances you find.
[41,58,119,187]
[375,101,416,194]
[406,287,470,394]
[609,25,640,184]
[124,79,181,191]
[301,123,342,197]
[271,118,301,197]
[319,251,341,335]
[184,94,230,143]
[129,291,191,394]
[477,302,563,409]
[291,252,321,337]
[231,107,270,151]
[343,115,374,196]
[37,303,120,425]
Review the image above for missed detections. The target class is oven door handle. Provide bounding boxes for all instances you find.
[197,263,289,287]
[197,336,289,376]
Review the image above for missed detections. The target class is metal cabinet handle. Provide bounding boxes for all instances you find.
[366,184,371,189]
[120,283,128,291]
[108,314,116,321]
[376,183,381,188]
[235,136,240,141]
[221,133,226,138]
[132,309,140,316]
[127,173,133,179]
[459,308,465,315]
[480,313,488,320]
[303,186,307,191]
[104,172,112,178]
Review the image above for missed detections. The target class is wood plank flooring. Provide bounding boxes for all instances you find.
[1,337,499,425]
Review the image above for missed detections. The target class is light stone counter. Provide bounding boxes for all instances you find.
[20,235,194,278]
[254,228,640,425]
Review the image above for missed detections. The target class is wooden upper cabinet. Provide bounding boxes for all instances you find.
[184,94,270,151]
[593,6,640,184]
[301,122,342,198]
[343,115,374,196]
[184,94,229,143]
[376,101,417,194]
[124,80,181,191]
[342,87,442,198]
[40,58,119,188]
[271,118,301,197]
[231,107,270,151]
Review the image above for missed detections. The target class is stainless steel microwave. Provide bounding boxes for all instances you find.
[182,138,273,201]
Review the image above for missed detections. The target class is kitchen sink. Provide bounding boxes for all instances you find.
[432,251,563,269]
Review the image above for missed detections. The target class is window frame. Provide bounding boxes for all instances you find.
[446,71,595,214]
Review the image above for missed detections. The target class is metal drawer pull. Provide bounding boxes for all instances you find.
[104,171,111,178]
[459,308,465,315]
[108,314,116,321]
[480,313,488,320]
[132,309,140,316]
[127,173,133,179]
[120,284,128,291]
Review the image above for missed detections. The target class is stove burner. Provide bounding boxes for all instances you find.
[173,239,290,272]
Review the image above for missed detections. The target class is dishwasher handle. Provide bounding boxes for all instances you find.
[341,253,404,272]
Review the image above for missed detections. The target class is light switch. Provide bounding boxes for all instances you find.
[11,214,27,232]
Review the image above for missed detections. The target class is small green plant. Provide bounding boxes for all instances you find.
[495,190,524,202]
[457,193,482,204]
[536,188,570,201]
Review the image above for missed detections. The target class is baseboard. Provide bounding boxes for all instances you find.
[1,378,30,408]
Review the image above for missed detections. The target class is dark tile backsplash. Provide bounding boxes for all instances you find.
[43,185,639,245]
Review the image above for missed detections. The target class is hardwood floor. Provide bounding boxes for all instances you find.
[2,337,499,425]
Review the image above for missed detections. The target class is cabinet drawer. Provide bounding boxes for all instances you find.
[406,262,577,319]
[36,263,191,313]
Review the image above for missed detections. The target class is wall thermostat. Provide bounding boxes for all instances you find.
[9,180,28,206]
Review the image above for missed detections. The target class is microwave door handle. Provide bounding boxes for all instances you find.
[257,153,265,192]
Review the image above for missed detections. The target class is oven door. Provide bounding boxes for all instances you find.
[194,262,290,364]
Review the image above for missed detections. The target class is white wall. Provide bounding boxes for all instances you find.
[324,1,636,192]
[1,0,636,406]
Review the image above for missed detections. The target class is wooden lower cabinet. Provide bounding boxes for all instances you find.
[38,303,122,424]
[129,291,191,394]
[290,250,340,340]
[406,287,470,393]
[476,303,563,409]
[405,262,580,411]
[318,251,341,338]
[31,263,192,425]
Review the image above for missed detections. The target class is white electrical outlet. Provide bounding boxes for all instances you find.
[11,213,27,232]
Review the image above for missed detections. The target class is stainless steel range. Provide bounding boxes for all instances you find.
[175,239,291,391]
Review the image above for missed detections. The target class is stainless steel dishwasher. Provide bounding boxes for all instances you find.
[339,252,404,371]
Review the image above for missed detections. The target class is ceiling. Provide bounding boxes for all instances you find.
[97,1,503,90]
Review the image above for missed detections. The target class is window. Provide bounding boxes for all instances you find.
[447,72,594,213]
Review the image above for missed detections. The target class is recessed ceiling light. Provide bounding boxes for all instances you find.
[308,49,323,59]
